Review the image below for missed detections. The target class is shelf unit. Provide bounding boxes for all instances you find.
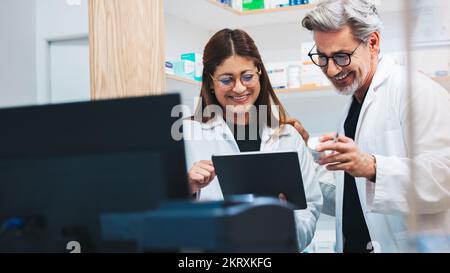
[166,74,201,86]
[165,0,404,30]
[165,0,331,95]
[165,0,316,29]
[206,0,315,16]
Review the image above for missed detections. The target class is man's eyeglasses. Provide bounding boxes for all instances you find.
[211,70,261,91]
[308,42,363,68]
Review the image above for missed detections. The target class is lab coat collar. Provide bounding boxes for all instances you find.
[370,55,393,92]
[260,124,292,144]
[200,114,234,141]
[354,55,394,141]
[343,55,391,106]
[200,115,225,131]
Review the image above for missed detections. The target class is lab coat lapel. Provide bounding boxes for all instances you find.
[260,126,278,151]
[335,98,352,253]
[260,125,291,151]
[354,56,390,142]
[202,116,240,152]
[354,57,391,216]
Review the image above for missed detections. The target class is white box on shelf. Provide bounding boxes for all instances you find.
[301,68,330,87]
[165,61,175,75]
[300,41,332,87]
[181,53,203,81]
[266,62,289,89]
[266,0,290,9]
[232,0,243,11]
[287,64,302,88]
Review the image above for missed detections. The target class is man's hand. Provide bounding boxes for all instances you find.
[188,160,216,193]
[316,133,376,181]
[286,118,310,144]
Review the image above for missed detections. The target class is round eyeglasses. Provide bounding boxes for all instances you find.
[210,70,261,91]
[308,42,363,68]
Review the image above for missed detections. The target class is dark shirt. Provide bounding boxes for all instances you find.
[227,122,261,152]
[342,95,373,253]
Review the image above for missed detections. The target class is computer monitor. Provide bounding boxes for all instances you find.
[0,94,190,252]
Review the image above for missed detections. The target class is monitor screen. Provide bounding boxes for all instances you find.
[0,94,190,252]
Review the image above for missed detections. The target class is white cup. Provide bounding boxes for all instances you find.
[307,136,325,163]
[308,136,335,163]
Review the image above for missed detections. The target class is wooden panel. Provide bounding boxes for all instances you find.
[89,0,166,99]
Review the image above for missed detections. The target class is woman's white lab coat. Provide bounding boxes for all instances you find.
[323,56,450,252]
[182,116,323,251]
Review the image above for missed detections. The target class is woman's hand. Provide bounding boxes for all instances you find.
[188,160,216,193]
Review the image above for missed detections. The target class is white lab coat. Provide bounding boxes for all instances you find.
[324,56,450,252]
[182,116,323,251]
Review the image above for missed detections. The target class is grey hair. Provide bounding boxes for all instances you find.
[302,0,383,43]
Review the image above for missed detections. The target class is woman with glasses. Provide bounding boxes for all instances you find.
[182,28,322,252]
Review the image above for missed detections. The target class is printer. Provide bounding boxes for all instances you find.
[101,196,299,253]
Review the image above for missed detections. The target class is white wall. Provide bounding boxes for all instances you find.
[36,0,89,104]
[165,14,210,62]
[0,0,90,108]
[50,38,90,104]
[0,0,36,108]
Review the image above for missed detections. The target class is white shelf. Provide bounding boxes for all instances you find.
[432,76,450,83]
[166,73,332,93]
[166,74,201,86]
[432,76,450,91]
[164,0,315,30]
[276,85,332,93]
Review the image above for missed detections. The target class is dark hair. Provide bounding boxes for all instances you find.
[193,28,287,127]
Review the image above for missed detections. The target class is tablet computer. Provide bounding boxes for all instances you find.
[212,151,307,209]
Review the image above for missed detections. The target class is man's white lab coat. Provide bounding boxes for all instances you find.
[322,56,450,252]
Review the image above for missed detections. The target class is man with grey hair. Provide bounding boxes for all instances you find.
[301,0,450,252]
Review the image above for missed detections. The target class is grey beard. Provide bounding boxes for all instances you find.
[335,79,360,96]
